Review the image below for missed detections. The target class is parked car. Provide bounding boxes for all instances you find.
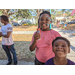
[12,22,20,26]
[67,21,72,24]
[72,21,75,24]
[22,23,28,26]
[67,21,74,24]
[59,22,64,25]
[22,22,28,26]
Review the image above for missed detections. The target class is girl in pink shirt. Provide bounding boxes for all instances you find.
[29,11,61,65]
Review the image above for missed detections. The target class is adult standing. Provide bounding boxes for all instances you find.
[0,15,17,65]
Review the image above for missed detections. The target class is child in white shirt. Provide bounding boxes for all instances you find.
[0,15,17,65]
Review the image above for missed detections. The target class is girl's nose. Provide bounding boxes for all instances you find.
[58,46,62,49]
[42,20,45,23]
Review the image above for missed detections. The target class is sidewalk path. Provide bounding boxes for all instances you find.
[0,60,34,65]
[13,31,35,34]
[0,26,75,65]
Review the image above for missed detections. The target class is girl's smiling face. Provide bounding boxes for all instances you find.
[39,14,51,31]
[53,39,70,58]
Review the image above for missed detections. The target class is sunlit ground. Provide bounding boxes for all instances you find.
[13,25,38,31]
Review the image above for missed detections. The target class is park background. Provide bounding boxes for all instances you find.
[0,9,75,62]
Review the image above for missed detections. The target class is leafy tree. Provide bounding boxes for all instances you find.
[0,9,33,20]
[15,9,32,20]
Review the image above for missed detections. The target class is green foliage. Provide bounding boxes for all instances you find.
[15,9,33,19]
[0,9,33,20]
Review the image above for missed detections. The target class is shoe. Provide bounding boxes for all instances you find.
[14,61,17,65]
[6,62,12,65]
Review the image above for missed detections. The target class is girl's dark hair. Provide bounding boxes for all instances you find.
[38,19,39,27]
[39,11,51,17]
[0,15,9,22]
[52,37,70,47]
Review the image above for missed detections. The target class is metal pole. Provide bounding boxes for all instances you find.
[50,9,51,29]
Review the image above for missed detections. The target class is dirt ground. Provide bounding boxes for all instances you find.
[58,24,75,30]
[13,25,38,31]
[55,24,75,35]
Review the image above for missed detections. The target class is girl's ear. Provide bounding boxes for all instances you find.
[68,47,70,53]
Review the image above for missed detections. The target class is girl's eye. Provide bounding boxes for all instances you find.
[55,45,58,47]
[46,19,49,21]
[62,45,65,47]
[40,19,44,21]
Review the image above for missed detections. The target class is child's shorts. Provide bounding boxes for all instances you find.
[35,56,45,65]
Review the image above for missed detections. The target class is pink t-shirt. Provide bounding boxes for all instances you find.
[30,29,61,63]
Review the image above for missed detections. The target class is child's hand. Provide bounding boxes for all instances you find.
[34,32,40,42]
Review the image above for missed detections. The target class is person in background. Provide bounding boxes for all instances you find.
[57,20,59,28]
[45,37,75,65]
[0,15,17,65]
[29,11,61,65]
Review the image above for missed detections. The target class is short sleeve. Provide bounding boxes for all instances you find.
[53,30,61,37]
[7,26,12,32]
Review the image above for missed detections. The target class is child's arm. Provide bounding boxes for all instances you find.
[29,40,37,51]
[2,26,12,38]
[1,31,12,38]
[29,32,40,51]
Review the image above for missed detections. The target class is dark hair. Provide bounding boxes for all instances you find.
[38,19,39,27]
[52,37,70,47]
[0,15,9,22]
[39,11,51,17]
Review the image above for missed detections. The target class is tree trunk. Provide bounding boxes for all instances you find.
[2,9,7,16]
[37,9,40,19]
[2,9,10,17]
[37,9,44,19]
